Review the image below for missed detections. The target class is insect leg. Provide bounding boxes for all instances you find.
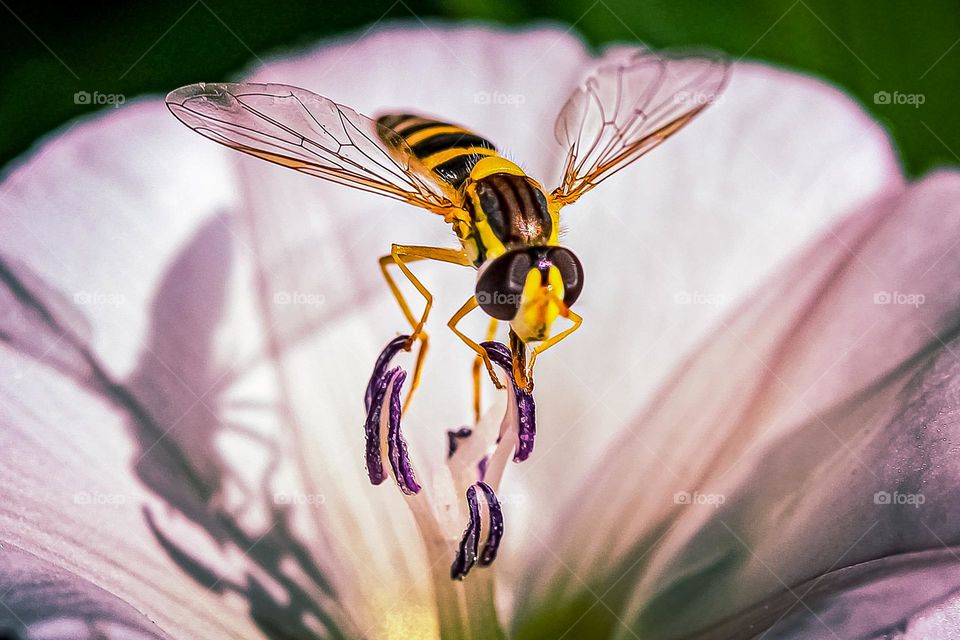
[378,245,471,412]
[472,317,499,422]
[448,296,505,393]
[525,309,583,387]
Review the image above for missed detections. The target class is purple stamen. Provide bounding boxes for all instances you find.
[451,485,481,580]
[480,341,537,462]
[363,338,421,493]
[385,369,420,495]
[363,365,398,485]
[451,482,505,579]
[364,335,409,411]
[477,456,488,481]
[476,482,503,567]
[447,426,473,458]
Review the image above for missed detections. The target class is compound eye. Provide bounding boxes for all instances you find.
[547,247,584,306]
[475,250,533,320]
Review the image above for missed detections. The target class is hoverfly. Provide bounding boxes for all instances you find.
[166,48,728,418]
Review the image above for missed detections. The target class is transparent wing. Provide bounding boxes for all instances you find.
[166,82,457,212]
[551,49,730,206]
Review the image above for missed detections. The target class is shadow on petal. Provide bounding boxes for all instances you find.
[123,214,354,639]
[0,214,354,638]
[0,543,171,639]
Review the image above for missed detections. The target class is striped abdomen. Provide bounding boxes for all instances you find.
[377,114,498,188]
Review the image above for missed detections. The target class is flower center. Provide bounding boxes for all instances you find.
[362,336,536,578]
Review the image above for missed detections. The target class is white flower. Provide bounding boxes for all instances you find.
[2,24,959,640]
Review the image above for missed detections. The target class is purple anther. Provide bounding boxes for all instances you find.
[480,341,537,462]
[364,335,409,411]
[386,369,420,495]
[451,485,481,580]
[363,365,399,485]
[476,482,503,567]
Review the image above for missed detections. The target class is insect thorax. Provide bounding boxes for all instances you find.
[462,172,554,266]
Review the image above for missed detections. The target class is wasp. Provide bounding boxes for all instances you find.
[167,48,728,419]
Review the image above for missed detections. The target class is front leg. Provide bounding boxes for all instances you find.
[448,296,506,392]
[522,309,583,392]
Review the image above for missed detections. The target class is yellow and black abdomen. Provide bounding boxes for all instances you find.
[377,114,498,188]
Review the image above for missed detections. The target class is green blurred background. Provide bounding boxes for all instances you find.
[1,0,957,176]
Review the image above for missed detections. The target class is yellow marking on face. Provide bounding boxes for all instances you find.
[511,266,565,342]
[421,146,497,170]
[402,124,469,146]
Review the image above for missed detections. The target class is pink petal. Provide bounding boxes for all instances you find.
[0,102,237,379]
[505,57,901,590]
[700,548,960,638]
[515,172,960,638]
